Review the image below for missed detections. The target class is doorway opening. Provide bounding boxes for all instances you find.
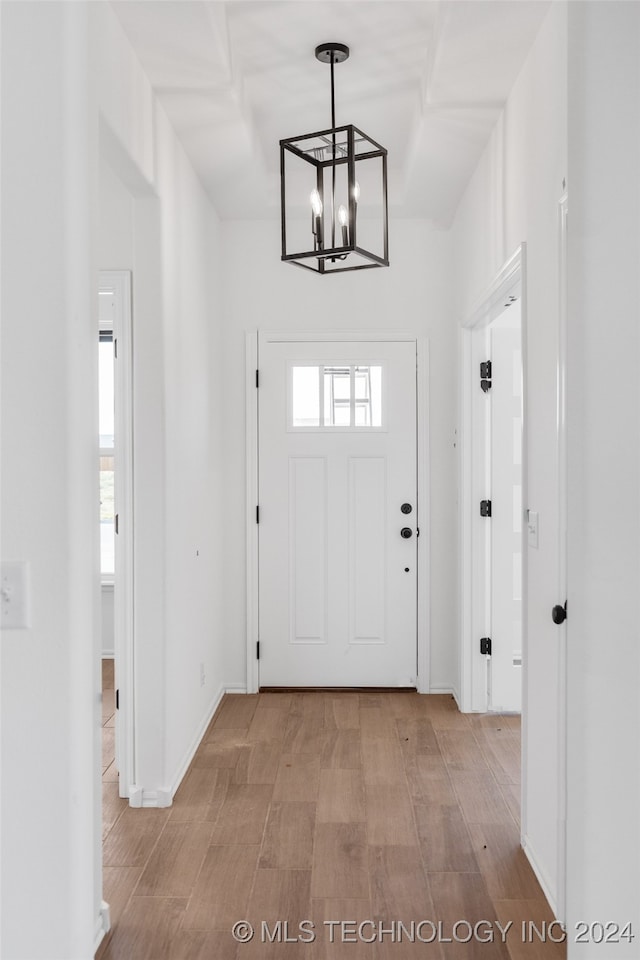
[484,301,523,713]
[460,246,526,716]
[98,271,134,799]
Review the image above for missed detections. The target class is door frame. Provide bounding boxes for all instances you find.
[459,244,528,712]
[555,193,568,922]
[486,301,524,713]
[99,270,135,798]
[246,328,430,694]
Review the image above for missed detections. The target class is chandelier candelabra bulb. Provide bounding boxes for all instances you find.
[337,204,349,245]
[310,189,323,217]
[310,188,323,247]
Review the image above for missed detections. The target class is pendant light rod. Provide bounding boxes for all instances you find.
[330,53,336,130]
[330,53,336,249]
[316,43,348,128]
[316,43,349,253]
[315,42,349,128]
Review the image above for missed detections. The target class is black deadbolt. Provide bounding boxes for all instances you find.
[401,503,413,515]
[552,603,567,625]
[400,527,413,539]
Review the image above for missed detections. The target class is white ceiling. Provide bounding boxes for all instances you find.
[110,0,551,224]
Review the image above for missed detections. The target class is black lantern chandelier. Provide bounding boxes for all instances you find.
[280,42,389,275]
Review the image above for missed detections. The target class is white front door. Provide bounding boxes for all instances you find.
[258,337,418,687]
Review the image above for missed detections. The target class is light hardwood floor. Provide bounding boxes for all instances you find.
[99,663,565,959]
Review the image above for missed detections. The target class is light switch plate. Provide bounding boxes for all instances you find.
[527,511,539,549]
[1,561,31,629]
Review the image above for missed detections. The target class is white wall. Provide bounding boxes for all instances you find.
[155,106,226,789]
[1,2,226,955]
[0,3,99,957]
[566,3,640,954]
[98,158,133,268]
[220,219,457,693]
[451,1,567,911]
[93,3,227,799]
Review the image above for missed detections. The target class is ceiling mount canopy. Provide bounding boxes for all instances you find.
[314,41,350,64]
[280,42,389,275]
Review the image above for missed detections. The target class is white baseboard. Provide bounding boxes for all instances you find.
[522,833,558,917]
[127,683,246,809]
[427,685,463,711]
[429,684,458,696]
[128,787,173,809]
[93,901,111,953]
[166,683,227,797]
[128,786,143,808]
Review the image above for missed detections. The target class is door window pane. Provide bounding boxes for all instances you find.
[292,365,320,426]
[100,455,115,576]
[99,335,114,449]
[291,363,383,429]
[99,329,115,578]
[324,367,351,425]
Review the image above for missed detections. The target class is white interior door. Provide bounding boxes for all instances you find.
[489,305,523,711]
[258,338,418,687]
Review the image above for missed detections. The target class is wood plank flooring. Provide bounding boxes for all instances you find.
[98,666,565,959]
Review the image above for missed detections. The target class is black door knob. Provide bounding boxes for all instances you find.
[400,527,413,539]
[552,603,567,625]
[401,503,413,515]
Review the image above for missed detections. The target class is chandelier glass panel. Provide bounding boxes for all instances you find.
[280,43,389,274]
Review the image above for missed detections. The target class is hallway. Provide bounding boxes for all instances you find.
[98,686,564,959]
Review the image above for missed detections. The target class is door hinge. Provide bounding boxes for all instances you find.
[256,641,260,660]
[115,513,119,534]
[480,500,492,517]
[256,505,260,524]
[116,688,120,710]
[256,369,259,388]
[114,338,118,359]
[480,637,492,656]
[480,360,492,393]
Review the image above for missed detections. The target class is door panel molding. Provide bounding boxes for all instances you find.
[289,456,328,645]
[348,456,386,645]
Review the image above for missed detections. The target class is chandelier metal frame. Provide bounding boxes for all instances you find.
[279,42,389,275]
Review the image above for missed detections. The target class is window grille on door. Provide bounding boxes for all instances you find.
[290,362,383,429]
